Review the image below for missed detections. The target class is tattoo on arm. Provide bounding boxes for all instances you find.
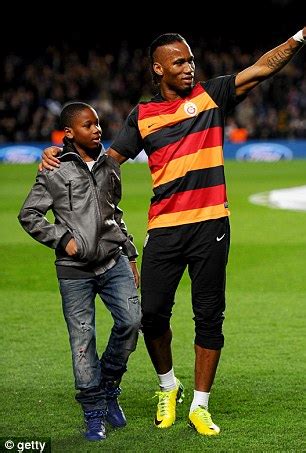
[267,46,295,70]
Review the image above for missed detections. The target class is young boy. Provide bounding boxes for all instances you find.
[18,102,141,441]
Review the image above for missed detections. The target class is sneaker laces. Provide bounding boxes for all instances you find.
[193,406,213,425]
[84,410,105,430]
[88,417,103,431]
[105,386,121,399]
[84,409,105,419]
[154,391,173,417]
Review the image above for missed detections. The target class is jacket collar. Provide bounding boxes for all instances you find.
[60,138,105,163]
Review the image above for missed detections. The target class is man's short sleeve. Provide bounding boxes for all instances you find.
[110,106,144,160]
[201,75,245,114]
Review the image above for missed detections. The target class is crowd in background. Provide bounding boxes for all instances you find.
[1,40,306,144]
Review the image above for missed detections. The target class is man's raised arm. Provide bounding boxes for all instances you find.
[235,27,305,96]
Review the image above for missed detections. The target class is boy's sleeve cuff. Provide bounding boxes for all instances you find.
[59,231,73,250]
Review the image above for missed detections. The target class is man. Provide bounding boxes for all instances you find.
[42,29,306,436]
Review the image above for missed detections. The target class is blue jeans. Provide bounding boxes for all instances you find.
[58,255,141,411]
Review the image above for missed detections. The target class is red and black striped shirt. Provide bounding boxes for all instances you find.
[111,75,242,230]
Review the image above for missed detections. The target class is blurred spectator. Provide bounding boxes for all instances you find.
[51,130,65,145]
[226,119,249,143]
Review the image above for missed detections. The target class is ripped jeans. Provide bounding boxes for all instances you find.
[58,255,141,411]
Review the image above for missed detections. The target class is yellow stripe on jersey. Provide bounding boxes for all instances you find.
[152,146,223,188]
[148,204,229,230]
[139,91,217,139]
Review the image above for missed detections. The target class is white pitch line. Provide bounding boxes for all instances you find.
[249,186,306,211]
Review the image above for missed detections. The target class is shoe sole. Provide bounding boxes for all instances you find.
[84,433,106,441]
[105,418,127,428]
[188,420,220,436]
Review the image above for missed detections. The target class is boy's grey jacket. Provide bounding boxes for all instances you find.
[18,142,138,267]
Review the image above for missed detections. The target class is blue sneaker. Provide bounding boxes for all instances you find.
[104,384,127,428]
[84,410,106,441]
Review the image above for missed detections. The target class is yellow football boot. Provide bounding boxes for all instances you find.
[189,406,220,436]
[154,379,184,428]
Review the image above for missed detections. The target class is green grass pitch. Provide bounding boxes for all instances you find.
[0,161,305,452]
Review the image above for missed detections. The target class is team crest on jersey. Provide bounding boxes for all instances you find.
[184,101,198,117]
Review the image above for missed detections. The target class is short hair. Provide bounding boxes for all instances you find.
[149,33,186,60]
[149,33,187,85]
[60,102,92,128]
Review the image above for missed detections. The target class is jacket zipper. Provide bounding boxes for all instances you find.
[89,171,103,235]
[67,181,73,210]
[65,153,104,229]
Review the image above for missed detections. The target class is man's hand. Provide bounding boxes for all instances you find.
[65,238,78,256]
[129,261,140,288]
[38,146,62,171]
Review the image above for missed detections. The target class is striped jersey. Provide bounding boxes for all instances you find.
[111,75,242,230]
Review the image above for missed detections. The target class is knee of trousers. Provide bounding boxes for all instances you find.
[194,310,225,349]
[112,320,141,352]
[141,312,170,339]
[120,314,142,332]
[120,318,142,335]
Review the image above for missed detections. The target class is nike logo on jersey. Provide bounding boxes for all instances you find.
[148,123,157,128]
[216,234,225,242]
